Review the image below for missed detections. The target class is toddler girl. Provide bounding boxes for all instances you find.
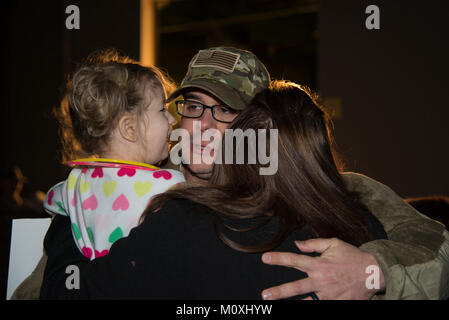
[44,51,185,260]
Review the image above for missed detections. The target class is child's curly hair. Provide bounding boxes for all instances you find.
[54,49,175,162]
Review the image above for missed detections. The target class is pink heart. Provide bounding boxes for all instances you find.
[112,194,129,211]
[91,167,103,178]
[153,170,172,180]
[71,196,76,207]
[81,167,88,174]
[95,249,109,258]
[47,189,54,206]
[82,194,98,211]
[117,168,136,177]
[82,246,93,259]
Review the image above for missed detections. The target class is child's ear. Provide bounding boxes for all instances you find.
[118,114,138,142]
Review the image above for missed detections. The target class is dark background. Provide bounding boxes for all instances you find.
[1,0,448,297]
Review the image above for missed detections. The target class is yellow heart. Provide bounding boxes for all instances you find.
[102,180,117,197]
[134,181,152,197]
[67,174,77,190]
[79,180,90,193]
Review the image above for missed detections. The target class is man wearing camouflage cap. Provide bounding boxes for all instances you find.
[167,47,449,300]
[167,47,270,180]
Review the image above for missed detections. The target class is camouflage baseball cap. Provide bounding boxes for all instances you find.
[167,47,270,110]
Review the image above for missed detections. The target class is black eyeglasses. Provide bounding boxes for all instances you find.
[175,100,238,124]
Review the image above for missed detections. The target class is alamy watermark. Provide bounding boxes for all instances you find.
[169,121,279,175]
[65,5,80,30]
[65,265,80,289]
[365,5,380,30]
[365,264,381,290]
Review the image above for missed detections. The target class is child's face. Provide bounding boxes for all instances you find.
[138,84,176,164]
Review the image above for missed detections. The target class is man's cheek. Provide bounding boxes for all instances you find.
[216,123,231,136]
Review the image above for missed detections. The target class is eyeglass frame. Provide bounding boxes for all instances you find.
[175,100,238,124]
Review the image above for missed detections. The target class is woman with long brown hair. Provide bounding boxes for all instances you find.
[41,80,386,299]
[144,80,381,251]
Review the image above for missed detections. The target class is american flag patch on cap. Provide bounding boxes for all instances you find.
[191,49,240,73]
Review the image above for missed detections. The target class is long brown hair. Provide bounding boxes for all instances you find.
[143,80,374,252]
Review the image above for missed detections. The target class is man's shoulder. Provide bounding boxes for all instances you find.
[341,171,385,188]
[341,172,396,200]
[341,172,439,233]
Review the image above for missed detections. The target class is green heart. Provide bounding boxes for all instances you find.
[108,227,123,244]
[72,223,81,240]
[57,201,66,214]
[87,227,94,244]
[79,180,90,193]
[134,181,153,197]
[102,180,117,197]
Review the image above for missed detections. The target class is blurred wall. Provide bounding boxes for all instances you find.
[2,1,140,194]
[1,0,141,297]
[2,0,318,195]
[3,0,448,199]
[319,0,449,197]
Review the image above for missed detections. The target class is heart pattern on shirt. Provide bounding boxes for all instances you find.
[67,174,77,190]
[95,249,109,258]
[82,246,93,259]
[102,180,117,197]
[117,168,136,177]
[72,223,81,240]
[108,227,123,244]
[153,170,172,180]
[134,181,153,197]
[79,180,90,193]
[82,194,98,211]
[112,194,129,211]
[91,167,104,178]
[47,189,54,206]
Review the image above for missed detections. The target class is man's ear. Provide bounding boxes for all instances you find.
[117,113,138,142]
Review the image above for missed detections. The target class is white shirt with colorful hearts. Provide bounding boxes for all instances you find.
[44,166,185,260]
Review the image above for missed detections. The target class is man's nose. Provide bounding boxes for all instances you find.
[200,108,217,131]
